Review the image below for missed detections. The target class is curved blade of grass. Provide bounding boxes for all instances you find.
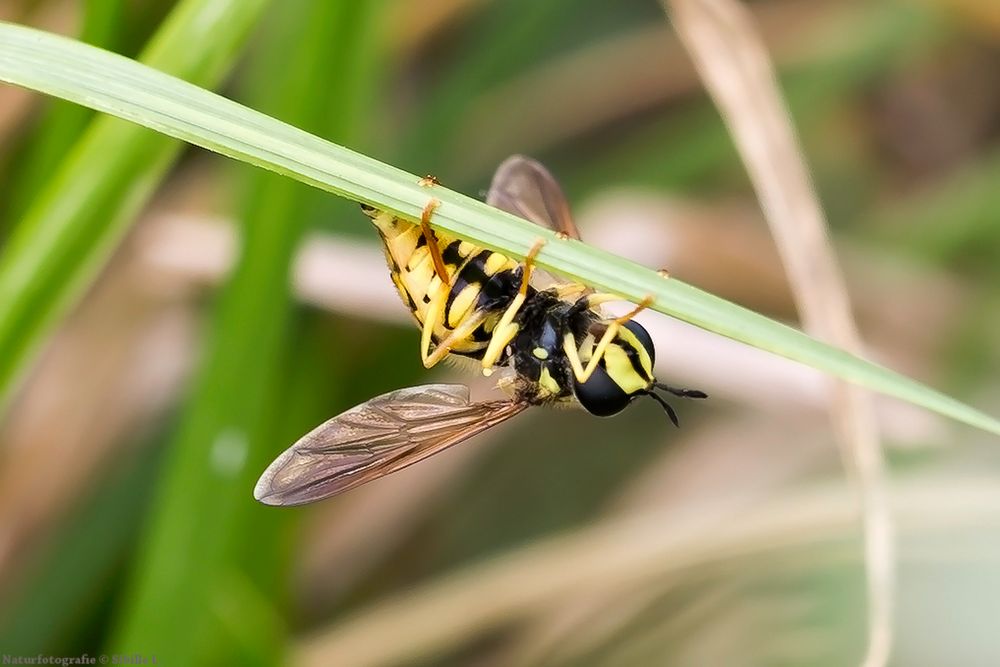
[0,22,998,436]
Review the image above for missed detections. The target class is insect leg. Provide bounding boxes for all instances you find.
[422,312,489,368]
[565,296,653,384]
[553,283,590,300]
[612,295,654,322]
[419,198,449,283]
[562,332,587,380]
[420,280,450,367]
[580,292,629,309]
[518,239,545,297]
[480,239,545,374]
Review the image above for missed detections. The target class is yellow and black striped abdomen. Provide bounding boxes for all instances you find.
[367,209,521,357]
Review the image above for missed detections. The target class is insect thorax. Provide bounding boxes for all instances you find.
[508,290,588,404]
[512,290,657,412]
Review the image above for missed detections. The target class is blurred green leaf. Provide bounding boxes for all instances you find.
[1,0,125,226]
[0,0,271,412]
[868,150,1000,273]
[106,2,384,664]
[397,0,587,170]
[0,440,162,654]
[569,0,942,197]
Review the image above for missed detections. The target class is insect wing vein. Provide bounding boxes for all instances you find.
[487,155,581,240]
[254,384,527,505]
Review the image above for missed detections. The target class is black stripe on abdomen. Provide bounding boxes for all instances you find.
[446,250,492,314]
[442,240,464,266]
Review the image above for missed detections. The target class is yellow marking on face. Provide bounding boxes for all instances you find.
[616,327,653,378]
[448,283,481,328]
[532,347,549,360]
[603,345,648,394]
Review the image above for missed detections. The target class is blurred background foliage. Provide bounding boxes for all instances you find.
[0,0,999,665]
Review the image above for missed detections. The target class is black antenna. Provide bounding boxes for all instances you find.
[653,382,708,400]
[647,391,680,427]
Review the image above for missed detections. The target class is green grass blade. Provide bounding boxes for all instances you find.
[0,0,270,410]
[106,3,384,664]
[1,0,125,226]
[0,22,998,436]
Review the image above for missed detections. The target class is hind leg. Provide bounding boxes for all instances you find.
[480,239,546,374]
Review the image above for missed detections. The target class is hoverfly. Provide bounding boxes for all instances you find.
[254,156,706,506]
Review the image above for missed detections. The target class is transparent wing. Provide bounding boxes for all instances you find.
[254,384,528,506]
[487,155,582,240]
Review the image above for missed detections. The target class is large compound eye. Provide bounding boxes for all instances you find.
[573,364,631,417]
[622,320,654,366]
[574,319,655,417]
